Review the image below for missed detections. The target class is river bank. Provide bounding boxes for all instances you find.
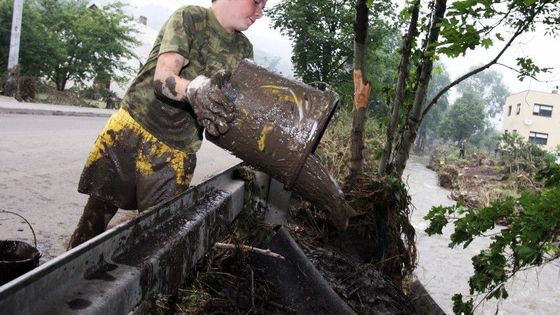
[405,155,560,315]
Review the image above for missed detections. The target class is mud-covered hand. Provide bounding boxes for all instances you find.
[186,70,235,137]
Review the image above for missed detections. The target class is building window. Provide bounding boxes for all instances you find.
[529,131,548,145]
[516,103,521,115]
[533,103,553,117]
[508,105,512,116]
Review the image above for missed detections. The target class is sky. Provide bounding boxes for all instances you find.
[441,23,560,95]
[95,0,560,96]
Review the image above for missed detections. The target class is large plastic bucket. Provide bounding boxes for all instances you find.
[210,60,339,189]
[0,211,41,286]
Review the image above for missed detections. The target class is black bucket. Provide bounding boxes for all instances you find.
[0,211,41,286]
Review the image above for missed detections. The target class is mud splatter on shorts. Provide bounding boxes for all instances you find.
[78,108,197,211]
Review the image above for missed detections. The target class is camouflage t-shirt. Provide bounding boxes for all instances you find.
[121,6,253,152]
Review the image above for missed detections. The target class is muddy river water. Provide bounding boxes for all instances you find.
[404,155,560,315]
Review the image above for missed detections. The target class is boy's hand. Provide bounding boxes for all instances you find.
[186,70,235,137]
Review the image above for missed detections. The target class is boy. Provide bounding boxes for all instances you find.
[68,0,266,248]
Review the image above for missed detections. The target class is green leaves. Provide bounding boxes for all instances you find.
[268,0,354,86]
[499,131,555,176]
[268,0,399,108]
[452,294,474,315]
[456,68,510,118]
[469,249,507,294]
[515,246,539,264]
[535,162,560,188]
[0,0,138,90]
[424,204,453,235]
[425,168,560,314]
[480,38,493,48]
[437,90,486,142]
[515,57,552,81]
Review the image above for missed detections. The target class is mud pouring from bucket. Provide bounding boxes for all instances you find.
[207,60,357,230]
[0,211,41,286]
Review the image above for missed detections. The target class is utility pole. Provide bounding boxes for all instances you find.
[3,0,24,97]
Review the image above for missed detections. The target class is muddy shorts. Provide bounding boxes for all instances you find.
[78,108,197,211]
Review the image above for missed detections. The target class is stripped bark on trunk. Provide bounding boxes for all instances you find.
[347,0,371,182]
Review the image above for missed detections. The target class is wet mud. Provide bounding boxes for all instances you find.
[67,298,92,310]
[293,154,357,230]
[176,208,416,314]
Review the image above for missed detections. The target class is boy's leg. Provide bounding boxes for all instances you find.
[67,196,118,250]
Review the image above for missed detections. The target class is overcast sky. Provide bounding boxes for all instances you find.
[96,0,560,96]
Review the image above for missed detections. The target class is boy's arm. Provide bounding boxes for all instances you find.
[153,51,235,137]
[153,52,190,102]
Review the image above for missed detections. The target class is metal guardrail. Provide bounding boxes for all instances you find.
[0,164,245,315]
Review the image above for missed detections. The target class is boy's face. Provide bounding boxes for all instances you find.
[223,0,266,32]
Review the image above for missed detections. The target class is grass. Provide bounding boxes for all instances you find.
[315,109,385,183]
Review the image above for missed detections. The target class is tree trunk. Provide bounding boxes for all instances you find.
[378,0,420,175]
[393,0,447,177]
[347,0,371,182]
[54,69,68,91]
[414,130,426,154]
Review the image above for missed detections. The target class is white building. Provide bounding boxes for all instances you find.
[502,88,560,152]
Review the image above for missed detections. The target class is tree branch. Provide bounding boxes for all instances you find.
[214,242,285,260]
[495,62,551,83]
[421,1,551,120]
[420,22,528,121]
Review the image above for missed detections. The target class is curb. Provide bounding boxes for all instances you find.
[0,107,113,118]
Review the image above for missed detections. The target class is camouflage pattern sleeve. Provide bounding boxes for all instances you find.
[159,7,198,62]
[122,6,256,152]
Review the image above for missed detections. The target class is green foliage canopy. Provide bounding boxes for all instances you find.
[268,0,353,86]
[437,90,486,142]
[0,0,51,77]
[267,0,400,108]
[457,68,510,118]
[0,0,138,91]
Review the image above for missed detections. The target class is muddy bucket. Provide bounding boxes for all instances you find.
[0,211,41,286]
[211,59,339,189]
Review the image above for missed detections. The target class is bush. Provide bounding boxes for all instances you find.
[315,109,384,182]
[499,132,555,177]
[0,73,6,95]
[17,76,36,101]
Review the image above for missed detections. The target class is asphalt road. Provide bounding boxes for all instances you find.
[0,113,239,261]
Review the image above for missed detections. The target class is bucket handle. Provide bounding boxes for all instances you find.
[0,210,38,249]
